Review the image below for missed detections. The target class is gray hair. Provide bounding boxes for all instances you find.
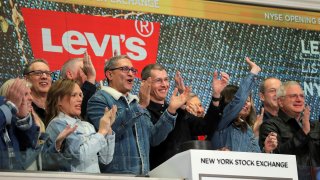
[104,55,130,83]
[60,58,83,79]
[104,55,130,73]
[0,79,31,96]
[276,81,302,98]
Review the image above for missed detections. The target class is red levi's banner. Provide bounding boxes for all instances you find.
[21,8,160,80]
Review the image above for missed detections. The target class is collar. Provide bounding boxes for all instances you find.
[278,109,296,123]
[57,112,80,126]
[101,86,139,104]
[148,100,168,111]
[263,110,276,122]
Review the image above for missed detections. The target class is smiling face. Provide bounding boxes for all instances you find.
[278,84,305,119]
[260,78,281,110]
[107,58,135,95]
[239,96,252,119]
[26,61,52,95]
[149,69,170,103]
[58,83,83,117]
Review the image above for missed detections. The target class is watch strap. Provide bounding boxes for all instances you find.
[212,96,221,102]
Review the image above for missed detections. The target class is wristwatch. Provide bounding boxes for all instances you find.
[5,100,18,115]
[212,96,221,102]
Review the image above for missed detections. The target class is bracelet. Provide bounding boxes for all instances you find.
[212,96,221,102]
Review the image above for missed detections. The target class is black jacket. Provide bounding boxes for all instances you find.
[81,81,96,119]
[259,109,320,167]
[147,98,221,169]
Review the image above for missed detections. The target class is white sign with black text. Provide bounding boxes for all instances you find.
[149,150,298,180]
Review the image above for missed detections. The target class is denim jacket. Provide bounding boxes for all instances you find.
[45,112,115,173]
[224,124,260,152]
[211,73,260,152]
[0,96,39,170]
[87,86,176,175]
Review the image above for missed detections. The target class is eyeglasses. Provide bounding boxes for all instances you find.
[109,66,138,75]
[26,70,53,77]
[152,77,170,85]
[282,94,305,99]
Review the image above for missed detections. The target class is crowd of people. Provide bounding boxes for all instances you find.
[0,53,319,179]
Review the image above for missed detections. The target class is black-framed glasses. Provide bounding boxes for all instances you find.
[26,70,53,77]
[109,66,138,75]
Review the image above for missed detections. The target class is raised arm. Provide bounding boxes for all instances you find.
[82,51,96,85]
[139,77,151,108]
[174,71,186,94]
[217,57,261,130]
[211,71,229,107]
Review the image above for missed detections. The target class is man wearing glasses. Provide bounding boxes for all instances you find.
[140,64,228,170]
[259,81,320,179]
[23,59,52,126]
[87,55,190,175]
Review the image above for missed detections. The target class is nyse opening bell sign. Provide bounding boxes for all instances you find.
[0,0,319,120]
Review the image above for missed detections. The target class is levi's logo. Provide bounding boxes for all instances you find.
[22,8,160,80]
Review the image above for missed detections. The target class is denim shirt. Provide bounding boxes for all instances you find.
[87,86,176,175]
[45,112,115,173]
[211,73,260,152]
[224,124,261,152]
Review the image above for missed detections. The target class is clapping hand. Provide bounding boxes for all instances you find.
[81,50,96,84]
[167,87,191,114]
[139,77,151,108]
[264,132,278,153]
[98,105,117,135]
[174,71,186,94]
[212,71,229,97]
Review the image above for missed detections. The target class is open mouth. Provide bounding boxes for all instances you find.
[75,104,81,110]
[39,82,48,86]
[293,104,303,108]
[242,107,248,112]
[159,89,167,93]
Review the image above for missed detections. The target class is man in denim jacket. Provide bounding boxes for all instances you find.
[87,55,190,175]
